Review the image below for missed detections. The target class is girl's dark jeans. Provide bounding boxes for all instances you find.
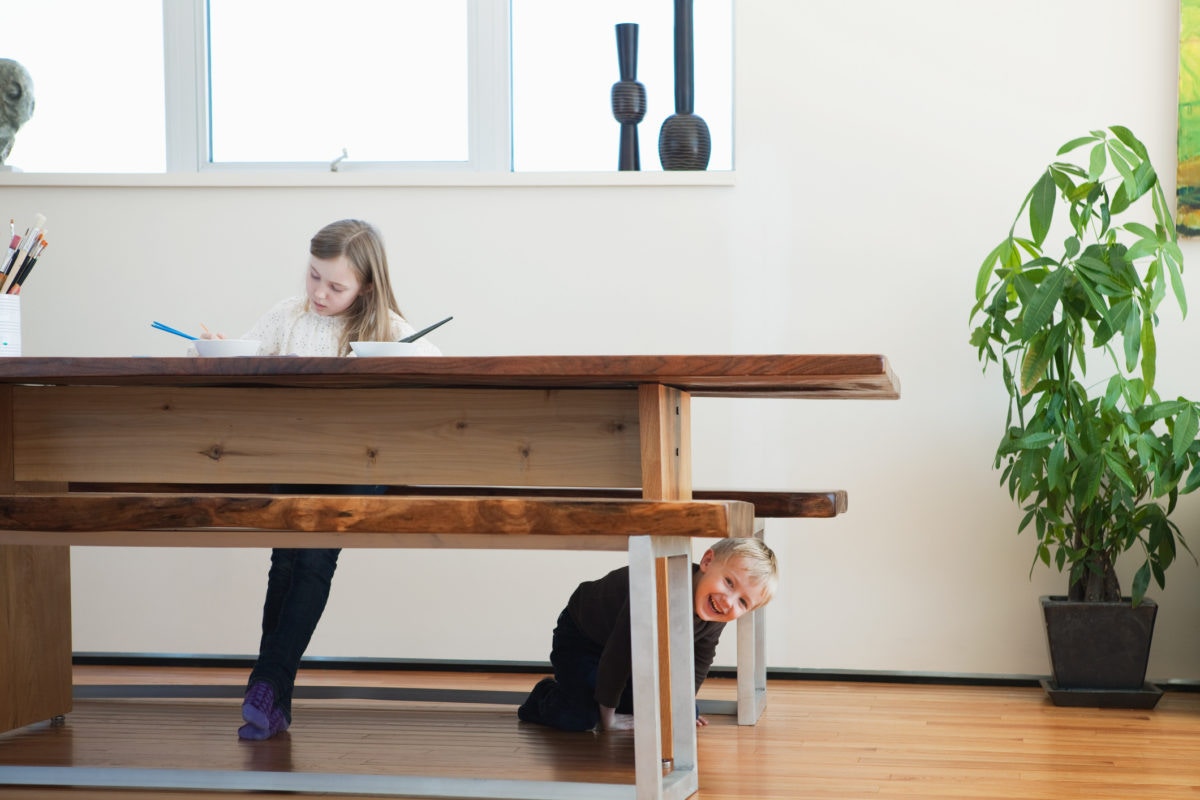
[247,547,340,721]
[245,484,385,720]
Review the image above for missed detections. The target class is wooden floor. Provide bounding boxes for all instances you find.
[2,665,1200,798]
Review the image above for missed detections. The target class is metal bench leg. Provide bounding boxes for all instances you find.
[629,535,699,800]
[736,522,768,725]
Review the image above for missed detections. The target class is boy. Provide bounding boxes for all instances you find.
[517,537,778,732]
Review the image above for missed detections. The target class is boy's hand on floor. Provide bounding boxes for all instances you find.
[696,714,709,727]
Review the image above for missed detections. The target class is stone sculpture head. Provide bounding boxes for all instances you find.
[0,59,35,166]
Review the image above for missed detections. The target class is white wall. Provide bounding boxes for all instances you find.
[7,0,1200,681]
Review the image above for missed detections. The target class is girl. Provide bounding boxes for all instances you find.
[215,219,440,357]
[205,219,441,739]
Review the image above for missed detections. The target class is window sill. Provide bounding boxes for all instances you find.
[0,170,736,189]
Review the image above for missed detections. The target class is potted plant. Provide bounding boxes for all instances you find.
[970,126,1200,706]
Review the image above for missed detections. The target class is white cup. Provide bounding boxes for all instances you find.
[0,295,21,356]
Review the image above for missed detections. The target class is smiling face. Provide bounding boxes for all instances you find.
[693,549,769,623]
[306,254,363,317]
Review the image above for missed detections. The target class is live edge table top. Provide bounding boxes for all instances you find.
[0,353,901,399]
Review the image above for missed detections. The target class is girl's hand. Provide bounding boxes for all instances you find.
[199,323,225,340]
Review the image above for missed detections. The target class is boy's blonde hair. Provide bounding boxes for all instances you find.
[309,219,403,356]
[709,537,778,607]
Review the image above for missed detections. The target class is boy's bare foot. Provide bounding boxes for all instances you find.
[603,713,635,731]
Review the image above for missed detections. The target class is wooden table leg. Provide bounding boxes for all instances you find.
[0,544,72,732]
[638,383,692,766]
[0,384,72,733]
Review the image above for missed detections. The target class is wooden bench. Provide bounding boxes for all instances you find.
[1,484,844,727]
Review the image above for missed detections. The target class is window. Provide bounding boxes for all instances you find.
[0,0,731,174]
[512,0,732,172]
[1,0,165,173]
[206,1,469,165]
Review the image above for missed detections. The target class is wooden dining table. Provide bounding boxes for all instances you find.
[0,354,899,800]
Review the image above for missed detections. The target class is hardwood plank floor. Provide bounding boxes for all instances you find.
[2,666,1200,798]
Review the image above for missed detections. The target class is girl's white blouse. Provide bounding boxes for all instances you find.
[241,295,442,357]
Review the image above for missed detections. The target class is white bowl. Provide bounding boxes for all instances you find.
[350,341,429,357]
[194,339,261,357]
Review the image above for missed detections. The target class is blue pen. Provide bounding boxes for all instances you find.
[151,321,199,341]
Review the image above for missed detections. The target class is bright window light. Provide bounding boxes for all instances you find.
[0,0,165,173]
[207,0,469,164]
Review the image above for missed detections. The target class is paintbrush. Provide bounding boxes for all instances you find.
[6,235,47,295]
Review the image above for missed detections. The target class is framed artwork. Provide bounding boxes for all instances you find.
[1179,0,1200,235]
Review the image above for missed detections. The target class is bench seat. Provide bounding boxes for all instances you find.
[0,493,756,548]
[65,484,847,518]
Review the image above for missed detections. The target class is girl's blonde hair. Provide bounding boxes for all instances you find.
[709,537,779,607]
[310,219,402,355]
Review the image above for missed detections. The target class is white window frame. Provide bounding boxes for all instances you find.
[162,0,512,174]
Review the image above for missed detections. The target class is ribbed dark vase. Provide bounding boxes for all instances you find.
[658,0,710,170]
[611,23,646,171]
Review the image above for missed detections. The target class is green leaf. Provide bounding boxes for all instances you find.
[975,241,1007,302]
[997,431,1058,454]
[1132,562,1151,607]
[1174,405,1199,460]
[1046,440,1066,490]
[1130,159,1157,202]
[1103,451,1136,490]
[1076,255,1127,294]
[1020,267,1067,336]
[1155,184,1179,242]
[1102,374,1123,411]
[1020,335,1053,396]
[1095,298,1132,348]
[1074,269,1117,325]
[1087,142,1107,181]
[1029,171,1056,247]
[1074,454,1104,509]
[1122,303,1141,373]
[1184,461,1200,494]
[1163,247,1188,318]
[1110,125,1148,159]
[1125,237,1160,263]
[1058,135,1099,156]
[1124,222,1157,240]
[1111,181,1131,215]
[1140,315,1156,390]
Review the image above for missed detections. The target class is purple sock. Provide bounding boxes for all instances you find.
[241,681,276,729]
[237,705,289,741]
[240,681,289,739]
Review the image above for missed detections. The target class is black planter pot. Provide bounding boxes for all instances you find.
[1039,595,1162,708]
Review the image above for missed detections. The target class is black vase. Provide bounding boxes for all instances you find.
[611,23,646,171]
[658,0,710,170]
